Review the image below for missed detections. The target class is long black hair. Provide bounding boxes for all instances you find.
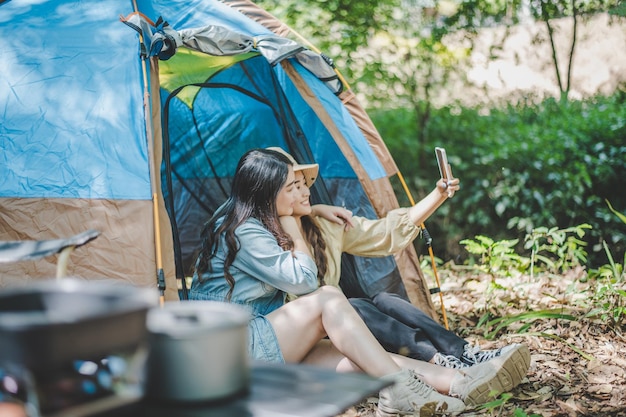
[300,215,328,286]
[195,148,294,299]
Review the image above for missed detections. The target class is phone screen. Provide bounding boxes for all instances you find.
[435,147,452,180]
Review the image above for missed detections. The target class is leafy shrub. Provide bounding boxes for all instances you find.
[459,235,529,279]
[586,201,626,328]
[372,91,626,267]
[458,220,624,335]
[523,224,591,277]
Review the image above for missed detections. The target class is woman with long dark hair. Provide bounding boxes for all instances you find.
[190,148,529,417]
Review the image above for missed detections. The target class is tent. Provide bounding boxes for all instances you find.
[0,0,437,317]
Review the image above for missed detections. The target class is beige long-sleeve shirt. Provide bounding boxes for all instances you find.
[314,207,421,288]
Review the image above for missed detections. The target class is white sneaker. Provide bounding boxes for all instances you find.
[460,343,522,366]
[449,343,531,406]
[432,352,468,369]
[377,368,465,417]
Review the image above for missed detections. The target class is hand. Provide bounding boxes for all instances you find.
[280,216,312,256]
[279,215,300,236]
[311,204,354,230]
[437,177,460,198]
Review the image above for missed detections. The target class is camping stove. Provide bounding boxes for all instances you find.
[1,354,143,417]
[0,279,157,417]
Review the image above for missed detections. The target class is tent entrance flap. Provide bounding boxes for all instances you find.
[158,40,413,307]
[160,53,332,275]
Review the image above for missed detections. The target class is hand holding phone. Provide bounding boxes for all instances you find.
[435,147,454,197]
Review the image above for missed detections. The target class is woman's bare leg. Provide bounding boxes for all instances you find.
[268,285,461,394]
[269,288,528,406]
[267,286,400,377]
[299,341,457,393]
[300,339,363,372]
[390,353,456,393]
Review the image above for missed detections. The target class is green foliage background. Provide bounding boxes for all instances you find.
[256,0,625,268]
[373,91,626,267]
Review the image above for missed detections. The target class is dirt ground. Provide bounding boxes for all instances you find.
[337,265,626,417]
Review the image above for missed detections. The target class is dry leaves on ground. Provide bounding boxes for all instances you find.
[337,266,626,417]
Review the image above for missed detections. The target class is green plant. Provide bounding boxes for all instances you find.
[585,201,626,328]
[479,309,577,339]
[523,224,591,278]
[459,235,529,279]
[606,199,626,224]
[476,392,513,416]
[375,91,626,268]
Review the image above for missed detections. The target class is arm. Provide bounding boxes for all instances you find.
[407,177,460,225]
[326,176,460,257]
[330,210,421,257]
[234,220,318,295]
[312,176,459,230]
[311,204,354,229]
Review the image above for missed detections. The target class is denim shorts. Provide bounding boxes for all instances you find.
[248,315,285,363]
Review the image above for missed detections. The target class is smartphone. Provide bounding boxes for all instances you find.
[435,147,453,181]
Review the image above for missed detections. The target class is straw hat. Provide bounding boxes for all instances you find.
[267,147,319,187]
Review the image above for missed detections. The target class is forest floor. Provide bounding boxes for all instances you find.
[337,264,626,417]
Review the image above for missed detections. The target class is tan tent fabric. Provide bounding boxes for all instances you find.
[339,91,398,176]
[223,0,293,38]
[0,198,178,301]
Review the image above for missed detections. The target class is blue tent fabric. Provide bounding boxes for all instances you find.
[0,0,150,200]
[276,61,387,181]
[0,0,435,315]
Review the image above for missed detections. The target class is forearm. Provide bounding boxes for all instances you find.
[292,235,313,257]
[407,188,447,226]
[407,178,459,225]
[280,216,313,257]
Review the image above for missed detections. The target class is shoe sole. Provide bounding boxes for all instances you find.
[463,344,531,406]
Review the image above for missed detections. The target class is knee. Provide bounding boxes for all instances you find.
[317,285,345,299]
[314,286,353,309]
[373,291,397,304]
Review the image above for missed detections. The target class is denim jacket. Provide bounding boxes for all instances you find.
[189,217,318,317]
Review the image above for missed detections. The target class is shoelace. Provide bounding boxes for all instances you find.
[462,344,503,364]
[405,370,437,397]
[433,353,467,369]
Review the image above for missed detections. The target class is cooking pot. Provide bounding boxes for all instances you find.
[143,301,250,402]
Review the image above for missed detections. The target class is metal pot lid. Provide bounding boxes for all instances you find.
[147,301,250,338]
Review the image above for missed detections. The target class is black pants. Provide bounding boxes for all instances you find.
[349,292,467,362]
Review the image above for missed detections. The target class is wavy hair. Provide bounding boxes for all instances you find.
[300,215,328,286]
[195,149,294,299]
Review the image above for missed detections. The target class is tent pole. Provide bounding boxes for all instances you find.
[134,0,166,306]
[153,195,166,306]
[396,171,450,330]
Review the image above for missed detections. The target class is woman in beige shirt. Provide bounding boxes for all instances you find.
[271,147,526,370]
